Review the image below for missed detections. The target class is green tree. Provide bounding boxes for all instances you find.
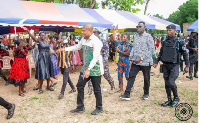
[167,0,198,31]
[153,14,165,20]
[101,0,144,13]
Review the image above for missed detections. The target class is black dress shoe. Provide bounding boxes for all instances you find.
[161,100,172,107]
[171,97,179,107]
[7,104,15,119]
[186,75,193,80]
[91,108,103,115]
[194,75,198,78]
[70,108,85,113]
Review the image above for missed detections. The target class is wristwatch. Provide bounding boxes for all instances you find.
[140,57,144,61]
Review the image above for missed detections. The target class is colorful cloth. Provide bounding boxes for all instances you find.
[50,44,60,76]
[114,40,122,63]
[81,45,101,76]
[71,40,82,65]
[8,47,30,86]
[65,34,103,76]
[57,43,72,68]
[118,42,132,89]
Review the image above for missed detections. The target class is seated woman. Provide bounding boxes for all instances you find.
[7,39,30,96]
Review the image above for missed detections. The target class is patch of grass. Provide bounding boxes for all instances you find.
[63,113,67,117]
[17,114,23,118]
[166,120,171,123]
[125,119,135,123]
[110,111,115,114]
[104,109,108,113]
[159,84,165,88]
[140,107,146,114]
[125,111,131,114]
[192,101,198,106]
[193,110,198,117]
[103,95,108,98]
[152,114,157,121]
[86,112,91,119]
[29,96,39,101]
[103,118,110,122]
[66,100,70,105]
[153,78,161,81]
[179,88,198,106]
[140,115,146,122]
[132,107,138,112]
[154,98,161,105]
[37,108,41,111]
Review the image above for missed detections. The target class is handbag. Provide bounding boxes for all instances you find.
[49,47,55,55]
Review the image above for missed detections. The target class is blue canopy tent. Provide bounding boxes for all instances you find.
[187,20,198,31]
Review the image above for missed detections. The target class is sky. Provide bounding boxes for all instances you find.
[97,0,190,18]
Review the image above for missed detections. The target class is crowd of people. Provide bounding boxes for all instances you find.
[0,22,198,119]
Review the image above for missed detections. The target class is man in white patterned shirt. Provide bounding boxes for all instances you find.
[120,21,155,101]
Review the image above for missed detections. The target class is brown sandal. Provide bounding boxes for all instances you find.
[19,93,25,97]
[47,87,54,91]
[33,86,39,90]
[39,88,43,93]
[53,76,58,80]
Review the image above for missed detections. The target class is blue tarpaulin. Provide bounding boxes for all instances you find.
[187,20,198,31]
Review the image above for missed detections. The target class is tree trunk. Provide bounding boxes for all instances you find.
[144,0,150,15]
[79,0,84,7]
[90,0,96,9]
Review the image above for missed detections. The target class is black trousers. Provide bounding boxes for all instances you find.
[60,68,75,95]
[125,64,151,96]
[0,97,12,110]
[76,73,102,110]
[189,60,198,75]
[180,60,184,71]
[163,63,179,98]
[110,52,115,61]
[0,68,8,82]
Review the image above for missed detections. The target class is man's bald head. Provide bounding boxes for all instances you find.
[82,24,93,39]
[83,24,93,31]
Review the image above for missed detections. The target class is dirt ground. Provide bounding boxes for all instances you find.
[0,61,198,123]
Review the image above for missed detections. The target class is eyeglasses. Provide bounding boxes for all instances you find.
[136,26,143,28]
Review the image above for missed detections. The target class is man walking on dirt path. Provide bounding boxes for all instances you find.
[58,24,104,115]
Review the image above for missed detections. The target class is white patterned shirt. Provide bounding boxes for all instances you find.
[130,32,155,66]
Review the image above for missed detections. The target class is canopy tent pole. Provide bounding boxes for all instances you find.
[14,26,17,40]
[9,34,11,44]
